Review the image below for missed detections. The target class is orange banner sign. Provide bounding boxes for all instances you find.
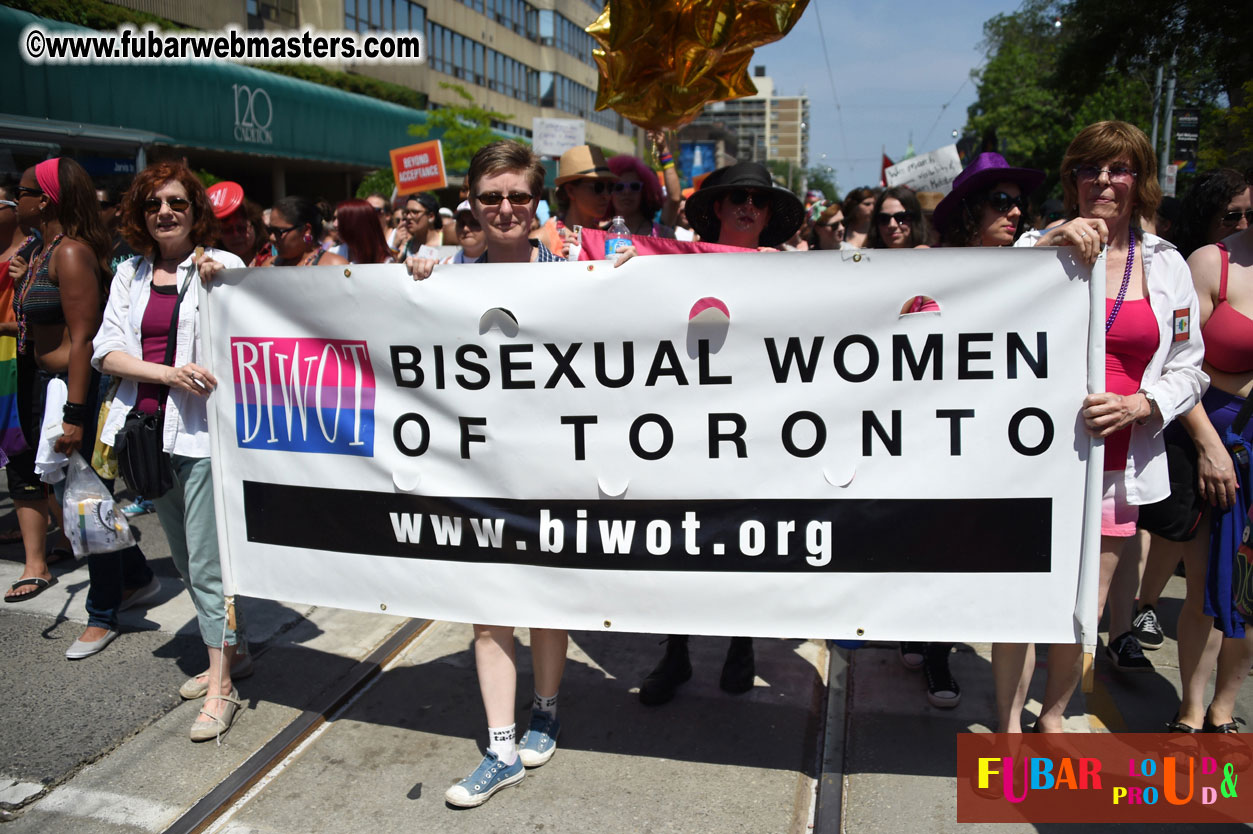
[390,140,446,195]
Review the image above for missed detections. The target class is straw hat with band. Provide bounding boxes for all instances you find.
[684,162,804,248]
[555,145,617,186]
[931,153,1045,234]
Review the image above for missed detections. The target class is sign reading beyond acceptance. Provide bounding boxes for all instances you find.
[885,144,963,194]
[389,139,446,194]
[201,248,1101,643]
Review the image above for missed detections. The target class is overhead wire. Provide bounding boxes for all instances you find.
[810,1,850,170]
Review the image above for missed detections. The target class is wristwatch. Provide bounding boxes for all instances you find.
[1137,390,1158,424]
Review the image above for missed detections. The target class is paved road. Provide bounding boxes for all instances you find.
[3,477,1253,831]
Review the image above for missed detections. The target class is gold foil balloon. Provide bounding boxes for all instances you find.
[589,0,810,131]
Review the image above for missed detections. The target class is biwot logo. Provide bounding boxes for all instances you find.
[232,338,374,456]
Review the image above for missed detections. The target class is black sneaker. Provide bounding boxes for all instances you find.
[1130,604,1164,648]
[719,637,755,694]
[899,642,925,671]
[1106,631,1154,673]
[923,646,961,709]
[638,636,692,706]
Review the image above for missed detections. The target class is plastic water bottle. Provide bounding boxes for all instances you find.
[605,216,630,260]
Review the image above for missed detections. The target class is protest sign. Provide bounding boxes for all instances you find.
[389,140,446,195]
[532,118,585,157]
[885,144,963,194]
[202,248,1100,643]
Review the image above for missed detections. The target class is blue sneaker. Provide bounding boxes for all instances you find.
[444,750,524,808]
[120,498,155,517]
[518,711,561,768]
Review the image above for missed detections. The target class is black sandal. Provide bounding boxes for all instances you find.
[1166,712,1202,733]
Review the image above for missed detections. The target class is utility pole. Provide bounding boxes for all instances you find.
[1149,64,1164,154]
[1158,52,1177,176]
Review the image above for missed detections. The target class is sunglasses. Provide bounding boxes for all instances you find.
[1219,208,1253,228]
[613,181,643,193]
[457,219,483,232]
[727,189,771,209]
[142,196,191,214]
[475,191,534,207]
[817,220,845,231]
[877,211,916,226]
[987,191,1027,214]
[1073,165,1137,185]
[0,199,15,209]
[403,207,430,217]
[573,180,611,195]
[266,223,299,237]
[373,206,388,215]
[15,185,43,199]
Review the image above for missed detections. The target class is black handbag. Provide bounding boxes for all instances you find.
[114,271,193,499]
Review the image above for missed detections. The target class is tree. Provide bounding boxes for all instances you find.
[408,83,518,176]
[965,0,1162,199]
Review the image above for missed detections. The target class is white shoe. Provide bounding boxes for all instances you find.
[66,629,118,660]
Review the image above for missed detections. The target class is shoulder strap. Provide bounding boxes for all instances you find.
[155,266,195,410]
[1217,241,1230,304]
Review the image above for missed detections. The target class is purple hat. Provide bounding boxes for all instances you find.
[931,153,1045,234]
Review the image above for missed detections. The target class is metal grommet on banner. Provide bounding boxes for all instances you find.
[380,603,388,611]
[852,253,862,263]
[587,264,594,272]
[344,268,351,277]
[603,620,612,629]
[856,627,865,636]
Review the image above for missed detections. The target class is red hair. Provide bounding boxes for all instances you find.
[607,154,665,216]
[118,162,218,256]
[335,199,391,264]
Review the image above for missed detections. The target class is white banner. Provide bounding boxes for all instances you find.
[202,248,1101,643]
[531,117,586,157]
[885,144,963,194]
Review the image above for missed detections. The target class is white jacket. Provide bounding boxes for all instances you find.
[92,249,244,459]
[1016,230,1208,504]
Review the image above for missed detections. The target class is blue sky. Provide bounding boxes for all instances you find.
[753,0,1023,192]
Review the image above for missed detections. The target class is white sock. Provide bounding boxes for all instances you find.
[488,724,517,764]
[533,691,558,719]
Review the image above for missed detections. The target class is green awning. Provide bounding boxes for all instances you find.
[0,5,434,168]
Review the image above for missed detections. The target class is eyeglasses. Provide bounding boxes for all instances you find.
[1073,165,1137,185]
[613,181,643,193]
[15,186,43,199]
[727,189,771,209]
[1219,208,1253,228]
[475,191,534,207]
[142,196,191,214]
[403,208,430,217]
[877,211,916,226]
[817,220,845,231]
[457,220,483,232]
[266,224,299,237]
[372,206,388,215]
[987,191,1027,214]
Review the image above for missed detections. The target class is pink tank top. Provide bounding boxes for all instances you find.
[1104,297,1157,471]
[135,284,179,415]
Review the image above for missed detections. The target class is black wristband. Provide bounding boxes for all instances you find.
[62,401,89,426]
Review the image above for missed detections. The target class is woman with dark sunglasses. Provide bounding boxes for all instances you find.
[606,132,682,239]
[866,187,930,249]
[1175,169,1252,259]
[4,160,159,632]
[95,162,252,740]
[932,153,1050,724]
[257,196,347,268]
[542,145,618,258]
[1016,121,1205,732]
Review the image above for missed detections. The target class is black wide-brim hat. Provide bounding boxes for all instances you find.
[685,162,805,248]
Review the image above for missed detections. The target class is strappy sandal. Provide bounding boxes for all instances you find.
[190,691,242,742]
[1166,712,1202,733]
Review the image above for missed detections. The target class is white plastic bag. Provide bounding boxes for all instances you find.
[62,452,136,556]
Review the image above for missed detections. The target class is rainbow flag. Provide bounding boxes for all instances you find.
[0,336,27,467]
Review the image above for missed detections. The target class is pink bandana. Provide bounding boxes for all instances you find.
[34,158,61,205]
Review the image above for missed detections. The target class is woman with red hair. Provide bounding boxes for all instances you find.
[607,132,682,238]
[334,199,393,264]
[97,161,250,740]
